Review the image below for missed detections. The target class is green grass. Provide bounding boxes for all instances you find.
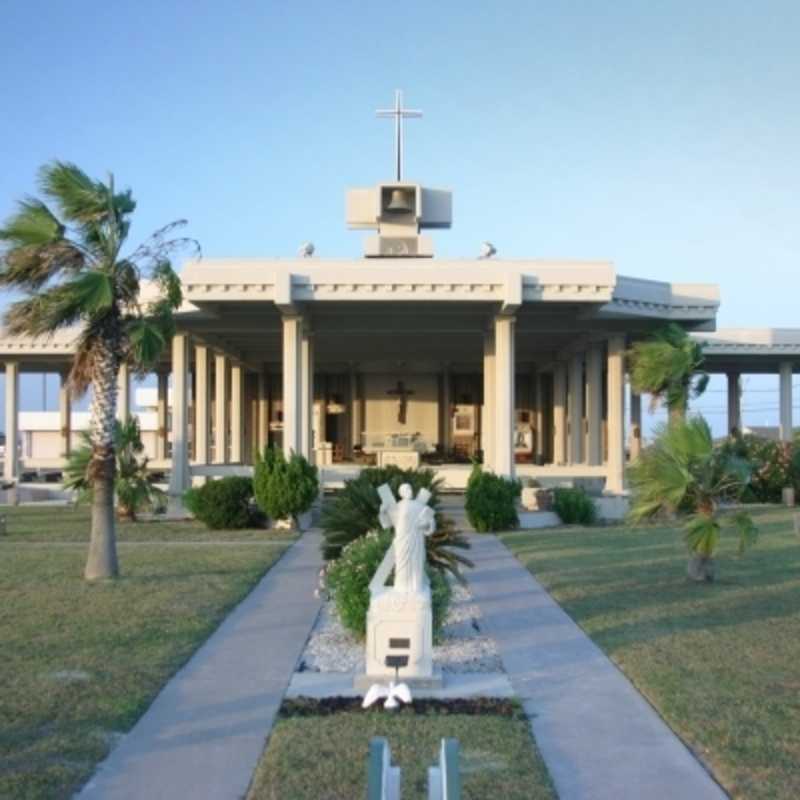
[501,506,800,800]
[0,504,294,542]
[0,508,292,800]
[248,699,555,800]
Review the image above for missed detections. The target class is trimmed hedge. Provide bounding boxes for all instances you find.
[184,476,256,529]
[552,487,596,525]
[464,464,521,532]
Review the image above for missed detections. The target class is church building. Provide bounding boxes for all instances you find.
[1,94,798,504]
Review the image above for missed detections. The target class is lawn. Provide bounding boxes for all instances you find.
[248,698,555,800]
[502,506,800,800]
[0,507,292,800]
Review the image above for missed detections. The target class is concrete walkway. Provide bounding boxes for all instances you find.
[467,533,727,800]
[77,531,323,800]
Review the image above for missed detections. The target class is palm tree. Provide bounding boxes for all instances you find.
[628,323,709,422]
[64,417,165,522]
[628,416,758,581]
[0,161,197,579]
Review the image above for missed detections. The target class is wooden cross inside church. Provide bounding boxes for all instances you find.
[387,380,415,424]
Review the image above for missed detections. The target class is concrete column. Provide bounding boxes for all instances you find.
[552,363,567,465]
[779,362,793,443]
[4,362,19,481]
[155,371,169,460]
[116,363,130,423]
[726,372,741,436]
[59,372,72,458]
[168,334,190,502]
[534,370,545,464]
[606,335,626,494]
[586,344,603,466]
[230,364,244,463]
[300,330,314,460]
[213,354,228,463]
[193,347,209,464]
[441,363,452,457]
[629,390,643,461]
[282,316,303,456]
[482,330,496,470]
[494,316,516,477]
[349,366,362,457]
[568,352,584,465]
[257,370,269,452]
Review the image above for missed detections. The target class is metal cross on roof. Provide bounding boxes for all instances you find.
[376,89,422,182]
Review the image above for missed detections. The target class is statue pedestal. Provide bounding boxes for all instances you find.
[360,588,439,686]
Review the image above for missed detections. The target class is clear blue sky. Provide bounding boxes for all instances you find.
[1,0,798,432]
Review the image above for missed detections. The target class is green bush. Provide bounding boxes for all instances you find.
[320,465,472,580]
[464,464,521,532]
[184,476,256,529]
[325,530,451,641]
[717,434,800,503]
[254,446,319,525]
[552,487,597,525]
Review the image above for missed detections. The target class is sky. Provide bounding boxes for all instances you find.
[1,0,798,434]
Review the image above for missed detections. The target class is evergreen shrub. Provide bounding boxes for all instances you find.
[552,487,597,525]
[253,446,319,525]
[464,464,521,532]
[184,476,255,529]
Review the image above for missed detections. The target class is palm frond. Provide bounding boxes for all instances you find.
[38,161,114,226]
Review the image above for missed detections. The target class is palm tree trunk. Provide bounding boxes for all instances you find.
[84,343,119,580]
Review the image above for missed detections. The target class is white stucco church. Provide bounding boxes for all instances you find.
[2,93,799,504]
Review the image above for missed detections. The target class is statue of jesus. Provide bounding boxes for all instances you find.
[378,483,436,593]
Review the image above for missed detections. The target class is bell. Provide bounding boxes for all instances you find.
[385,188,413,213]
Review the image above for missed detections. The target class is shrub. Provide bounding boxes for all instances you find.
[320,465,472,580]
[254,446,319,525]
[717,434,800,503]
[464,464,521,532]
[325,530,451,640]
[552,487,597,525]
[184,476,255,529]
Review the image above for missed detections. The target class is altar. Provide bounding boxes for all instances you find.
[363,433,430,469]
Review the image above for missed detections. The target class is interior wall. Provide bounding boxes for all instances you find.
[362,373,439,446]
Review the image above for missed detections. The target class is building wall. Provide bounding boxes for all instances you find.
[362,373,439,447]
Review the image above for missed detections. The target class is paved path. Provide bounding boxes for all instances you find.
[467,533,727,800]
[77,531,323,800]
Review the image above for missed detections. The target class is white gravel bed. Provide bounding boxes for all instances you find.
[299,583,503,674]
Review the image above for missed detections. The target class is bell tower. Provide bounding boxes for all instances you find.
[345,91,452,258]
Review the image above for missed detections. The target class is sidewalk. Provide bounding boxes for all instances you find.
[467,533,728,800]
[77,532,323,800]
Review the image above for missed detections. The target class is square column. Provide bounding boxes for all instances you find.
[156,371,169,460]
[440,363,452,457]
[116,363,130,423]
[230,364,244,463]
[586,344,604,466]
[726,372,741,436]
[193,346,210,464]
[606,335,626,494]
[534,369,545,464]
[59,372,72,458]
[282,316,303,457]
[349,366,361,457]
[568,352,584,465]
[301,330,314,460]
[482,330,496,470]
[494,315,516,478]
[779,362,793,443]
[552,363,567,466]
[4,362,19,481]
[213,353,228,463]
[168,334,190,503]
[629,390,643,461]
[257,370,269,452]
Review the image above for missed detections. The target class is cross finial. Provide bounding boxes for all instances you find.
[376,89,422,181]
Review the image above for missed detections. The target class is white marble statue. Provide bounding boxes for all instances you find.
[378,483,436,593]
